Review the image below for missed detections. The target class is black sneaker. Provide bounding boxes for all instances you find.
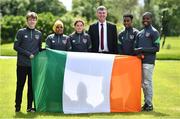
[15,107,20,112]
[27,108,36,112]
[142,103,153,111]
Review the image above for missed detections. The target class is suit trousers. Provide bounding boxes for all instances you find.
[15,66,33,109]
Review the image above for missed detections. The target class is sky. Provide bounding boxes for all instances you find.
[59,0,144,11]
[59,0,72,11]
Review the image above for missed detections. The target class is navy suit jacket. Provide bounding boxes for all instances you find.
[88,22,118,54]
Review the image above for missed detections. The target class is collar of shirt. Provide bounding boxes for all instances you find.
[98,20,106,28]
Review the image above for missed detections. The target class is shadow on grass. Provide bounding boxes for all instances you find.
[13,110,169,118]
[37,112,91,118]
[140,111,170,116]
[109,111,169,116]
[13,112,91,118]
[13,112,38,118]
[94,111,169,116]
[14,112,37,118]
[87,111,170,118]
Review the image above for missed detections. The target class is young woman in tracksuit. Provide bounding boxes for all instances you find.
[46,20,72,51]
[68,19,91,52]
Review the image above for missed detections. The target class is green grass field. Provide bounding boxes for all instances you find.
[156,37,180,60]
[0,42,46,56]
[1,37,180,60]
[0,36,180,118]
[0,58,180,118]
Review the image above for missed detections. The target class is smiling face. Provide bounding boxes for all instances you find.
[96,9,107,23]
[53,20,64,34]
[26,12,38,29]
[123,17,132,28]
[27,17,37,29]
[55,25,64,34]
[75,21,84,33]
[142,12,152,27]
[142,15,152,26]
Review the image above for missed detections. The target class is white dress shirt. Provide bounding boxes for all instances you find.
[98,21,109,52]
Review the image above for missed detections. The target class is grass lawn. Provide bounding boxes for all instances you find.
[1,37,180,60]
[0,43,17,56]
[0,58,180,118]
[0,42,46,56]
[157,37,180,60]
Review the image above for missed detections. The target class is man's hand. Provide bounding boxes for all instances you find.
[137,54,144,59]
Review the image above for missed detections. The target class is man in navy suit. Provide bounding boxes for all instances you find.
[88,6,118,54]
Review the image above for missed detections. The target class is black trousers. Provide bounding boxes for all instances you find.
[15,66,33,109]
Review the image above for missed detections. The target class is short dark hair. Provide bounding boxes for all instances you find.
[123,14,133,20]
[143,12,152,18]
[26,11,37,20]
[97,6,107,12]
[74,19,84,26]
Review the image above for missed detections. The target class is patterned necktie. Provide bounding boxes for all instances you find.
[101,24,104,50]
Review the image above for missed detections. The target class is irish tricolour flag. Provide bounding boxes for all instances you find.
[32,49,141,114]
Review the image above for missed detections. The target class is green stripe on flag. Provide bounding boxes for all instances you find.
[32,49,67,112]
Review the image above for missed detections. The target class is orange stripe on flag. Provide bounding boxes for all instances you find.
[110,55,142,112]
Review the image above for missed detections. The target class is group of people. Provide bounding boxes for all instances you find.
[14,5,160,113]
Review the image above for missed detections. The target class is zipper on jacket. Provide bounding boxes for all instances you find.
[126,30,129,40]
[31,30,33,39]
[78,34,81,43]
[58,35,60,44]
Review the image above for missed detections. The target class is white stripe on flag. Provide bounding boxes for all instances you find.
[63,52,115,114]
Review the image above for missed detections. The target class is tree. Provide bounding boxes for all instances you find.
[27,0,67,16]
[105,0,139,23]
[72,0,99,22]
[149,0,180,36]
[0,0,30,16]
[0,0,67,16]
[0,12,78,42]
[158,0,180,36]
[72,0,139,24]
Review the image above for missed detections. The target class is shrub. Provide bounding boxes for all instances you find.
[1,12,86,43]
